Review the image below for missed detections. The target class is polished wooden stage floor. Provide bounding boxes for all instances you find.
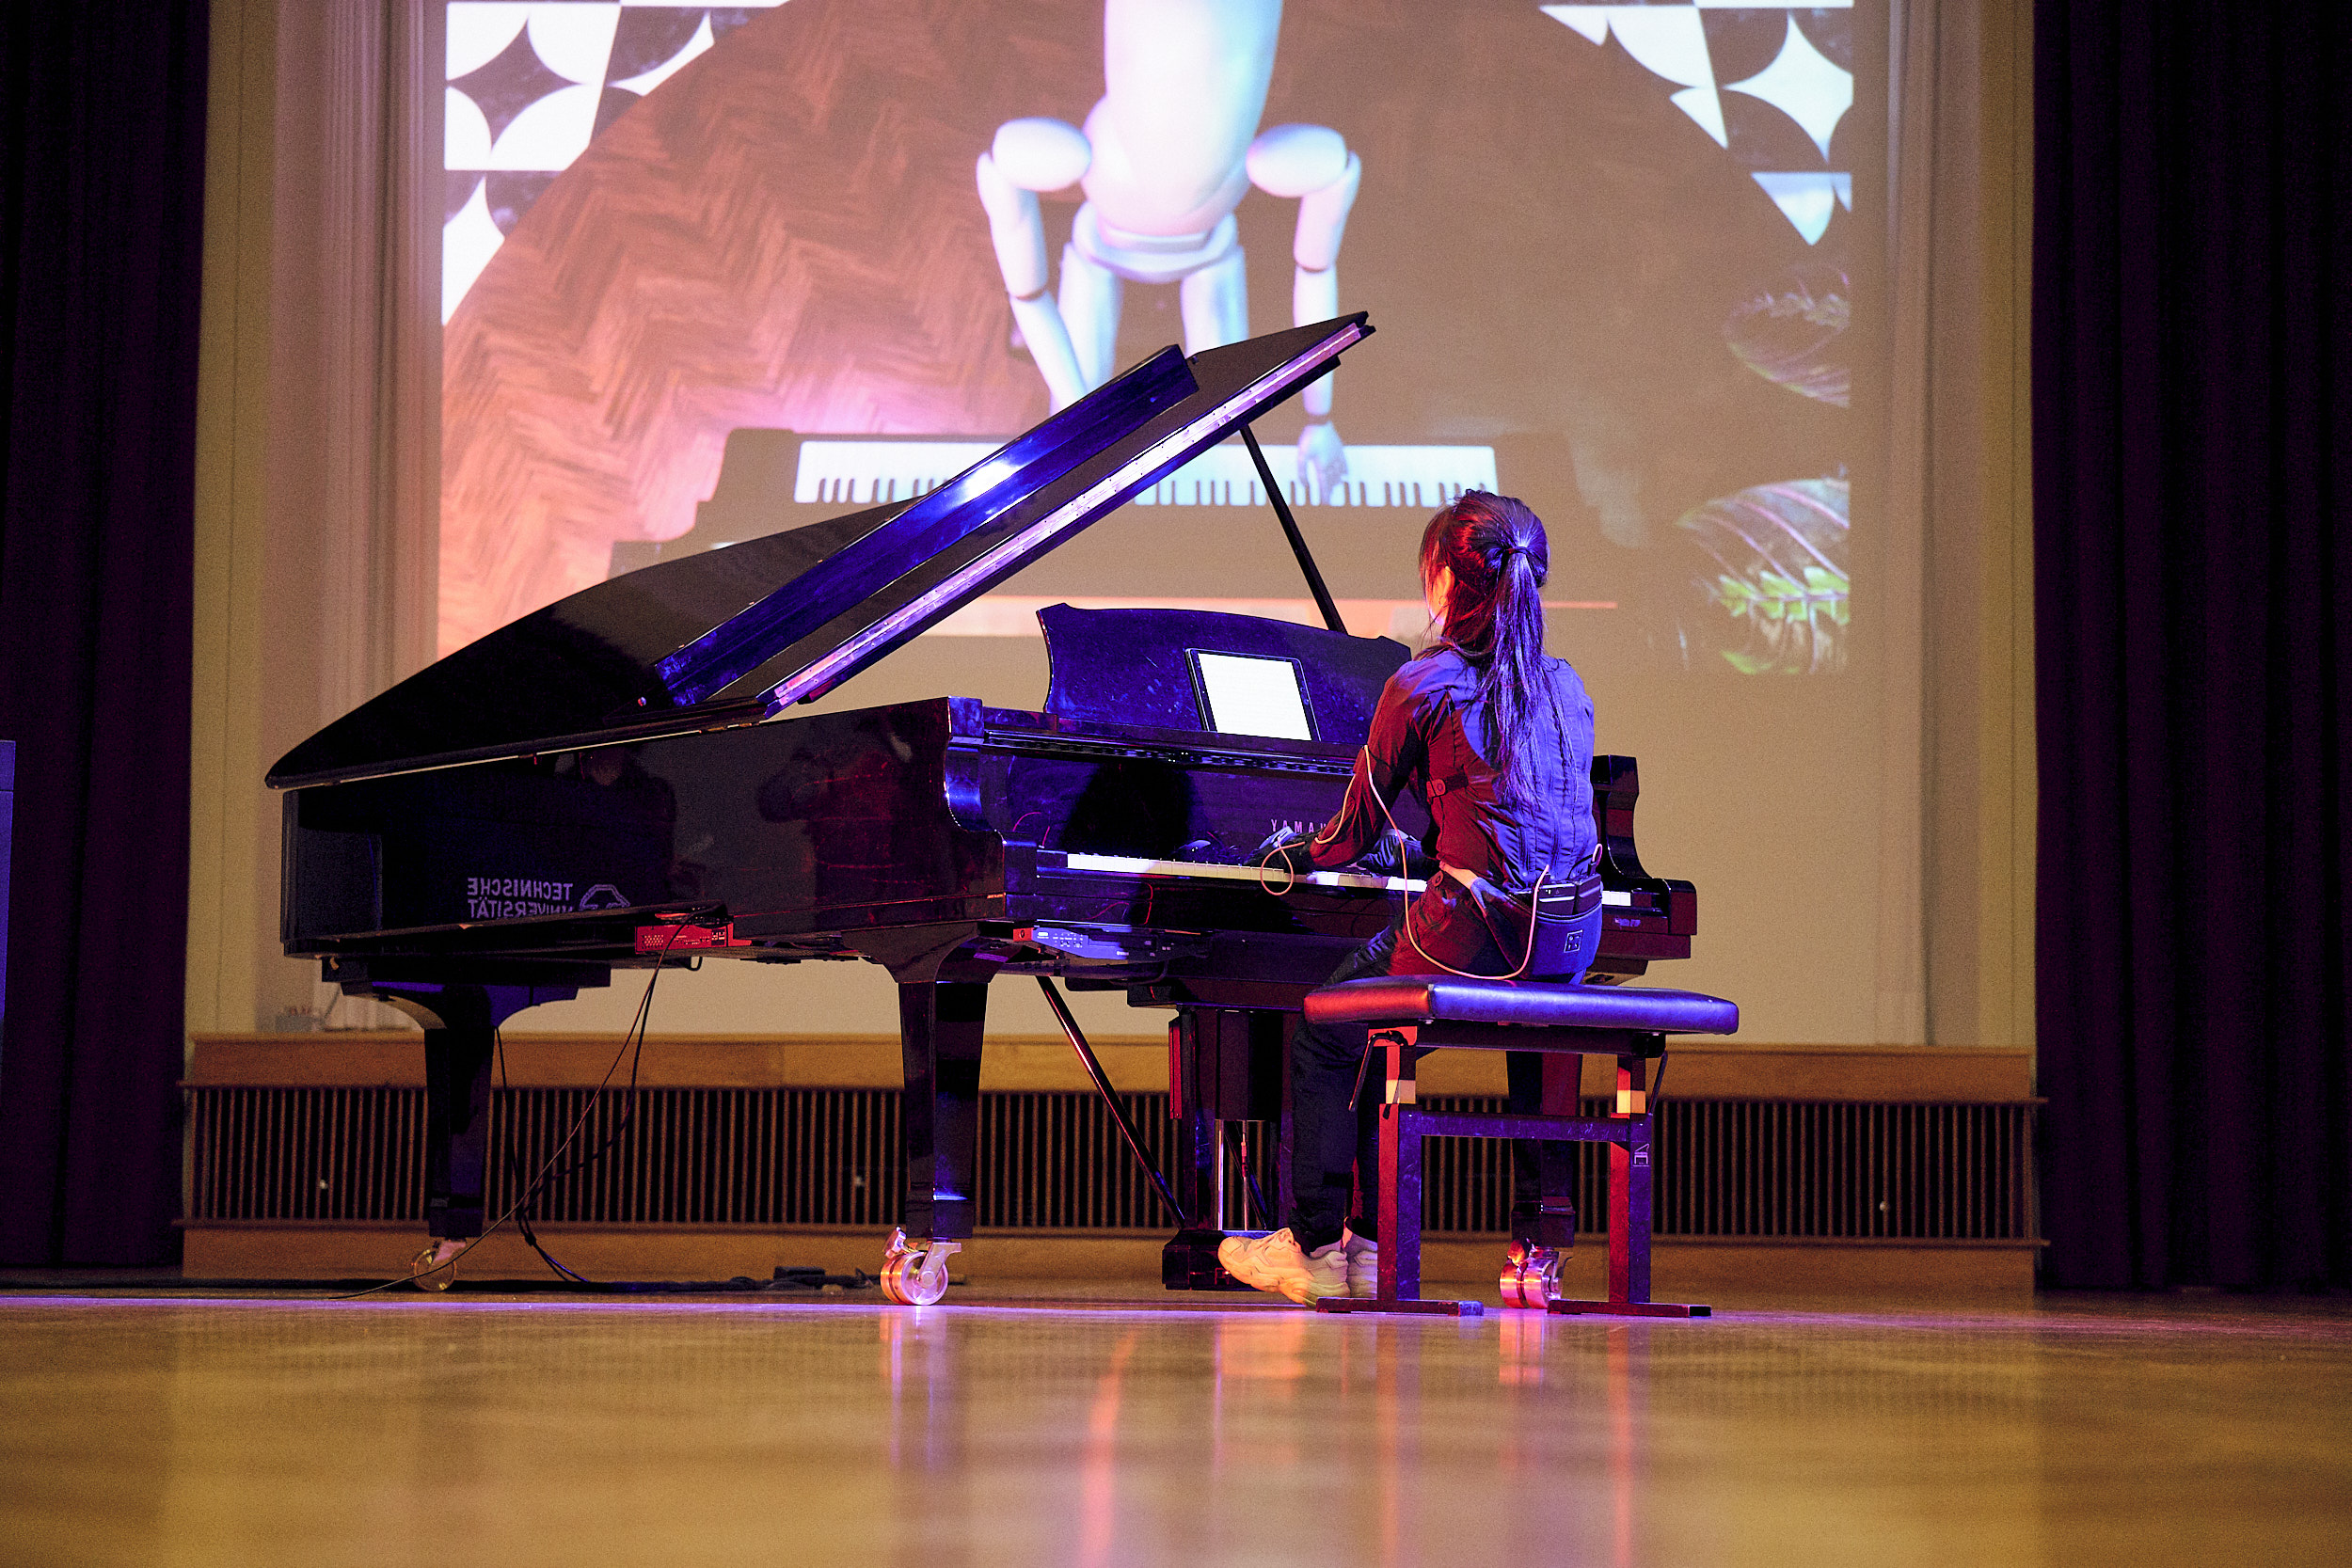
[3,1277,2345,1567]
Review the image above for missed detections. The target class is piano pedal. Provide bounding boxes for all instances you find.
[410,1238,465,1292]
[1499,1241,1565,1308]
[878,1229,961,1307]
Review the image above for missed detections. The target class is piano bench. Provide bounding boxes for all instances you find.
[1301,978,1739,1320]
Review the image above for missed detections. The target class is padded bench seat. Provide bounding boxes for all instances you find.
[1305,977,1739,1040]
[1309,977,1740,1320]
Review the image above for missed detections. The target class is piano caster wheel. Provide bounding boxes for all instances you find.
[411,1238,465,1292]
[1500,1241,1564,1308]
[879,1229,960,1307]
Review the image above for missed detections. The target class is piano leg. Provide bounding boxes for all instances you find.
[1162,1007,1287,1290]
[888,980,986,1304]
[1170,1101,1221,1229]
[345,979,576,1291]
[1501,1052,1580,1307]
[417,1022,494,1291]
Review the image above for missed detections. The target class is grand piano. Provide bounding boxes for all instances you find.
[270,315,1696,1300]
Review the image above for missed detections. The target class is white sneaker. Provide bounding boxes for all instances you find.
[1343,1230,1378,1297]
[1217,1228,1350,1305]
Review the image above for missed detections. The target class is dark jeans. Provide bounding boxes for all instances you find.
[1285,878,1599,1250]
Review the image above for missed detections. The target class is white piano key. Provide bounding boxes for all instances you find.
[792,441,1000,505]
[1129,441,1499,510]
[792,439,1499,509]
[1060,852,1422,894]
[921,594,1614,638]
[1057,852,1639,904]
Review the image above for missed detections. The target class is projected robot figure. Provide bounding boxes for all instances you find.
[976,0,1359,497]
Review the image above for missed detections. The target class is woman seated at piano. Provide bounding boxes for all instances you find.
[1223,490,1602,1304]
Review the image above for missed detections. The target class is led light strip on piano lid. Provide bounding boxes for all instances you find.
[1056,852,1634,906]
[761,320,1367,714]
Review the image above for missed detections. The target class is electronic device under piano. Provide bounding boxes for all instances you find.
[269,315,1697,1301]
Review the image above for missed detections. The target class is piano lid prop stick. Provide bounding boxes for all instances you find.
[1035,976,1186,1225]
[1240,423,1347,635]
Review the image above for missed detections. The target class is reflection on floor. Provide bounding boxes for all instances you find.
[2,1277,2346,1567]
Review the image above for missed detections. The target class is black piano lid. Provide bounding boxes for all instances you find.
[267,314,1374,789]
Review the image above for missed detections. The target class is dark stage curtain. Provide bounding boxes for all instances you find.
[2034,1,2350,1288]
[0,7,209,1263]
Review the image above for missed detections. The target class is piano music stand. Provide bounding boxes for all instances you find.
[1298,977,1738,1318]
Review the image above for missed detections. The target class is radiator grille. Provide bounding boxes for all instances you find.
[186,1086,2032,1240]
[1655,1100,2034,1239]
[1416,1098,2034,1240]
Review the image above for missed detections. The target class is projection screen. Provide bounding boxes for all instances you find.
[437,0,1896,1042]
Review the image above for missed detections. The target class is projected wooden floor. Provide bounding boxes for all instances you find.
[439,0,1062,648]
[4,1284,2346,1566]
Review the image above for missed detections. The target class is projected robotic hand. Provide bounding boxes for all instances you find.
[1295,417,1345,499]
[974,2,1359,499]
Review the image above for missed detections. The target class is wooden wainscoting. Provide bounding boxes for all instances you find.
[182,1033,2041,1298]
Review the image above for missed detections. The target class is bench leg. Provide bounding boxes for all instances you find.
[1551,1048,1708,1318]
[1610,1052,1649,1305]
[1379,1032,1419,1301]
[1318,1029,1481,1317]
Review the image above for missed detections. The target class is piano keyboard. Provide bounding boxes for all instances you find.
[1057,852,1636,906]
[793,439,1500,510]
[1061,852,1422,894]
[1128,443,1500,511]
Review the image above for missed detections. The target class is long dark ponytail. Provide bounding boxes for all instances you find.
[1420,490,1550,777]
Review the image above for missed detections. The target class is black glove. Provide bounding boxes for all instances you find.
[1354,832,1436,879]
[1255,827,1316,863]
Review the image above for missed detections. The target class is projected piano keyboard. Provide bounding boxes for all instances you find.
[793,439,1500,510]
[635,429,1615,630]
